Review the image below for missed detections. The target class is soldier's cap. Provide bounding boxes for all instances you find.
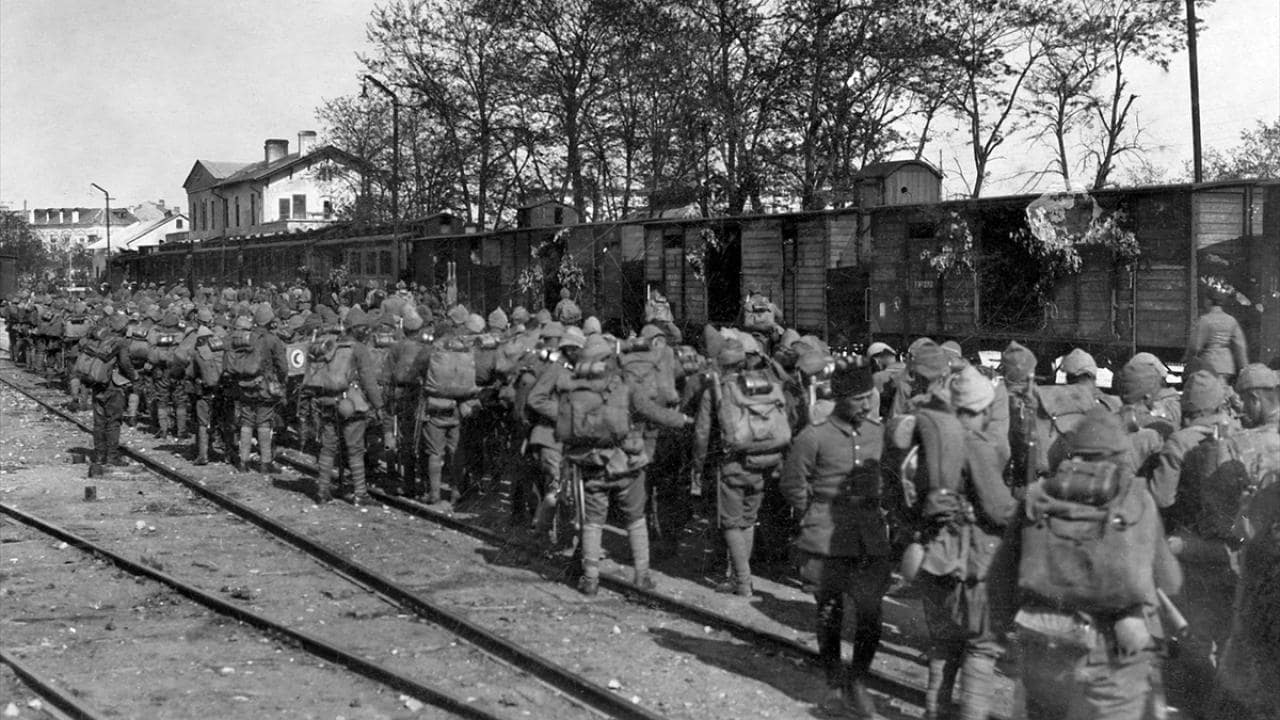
[640,323,667,342]
[446,304,470,326]
[941,340,963,358]
[534,308,552,326]
[1059,348,1098,378]
[253,304,275,327]
[381,295,406,318]
[145,306,162,322]
[579,335,614,362]
[100,304,115,317]
[779,328,802,349]
[345,307,369,329]
[907,336,935,355]
[160,311,181,328]
[108,312,129,332]
[950,364,995,412]
[582,316,602,336]
[71,301,88,315]
[1117,357,1164,403]
[559,325,587,349]
[999,341,1037,383]
[488,308,509,331]
[717,339,747,369]
[796,351,833,378]
[1182,369,1227,414]
[1129,352,1169,376]
[367,307,386,327]
[909,341,949,381]
[866,341,895,359]
[196,325,214,339]
[1236,363,1280,391]
[416,304,433,323]
[465,313,486,334]
[233,314,254,330]
[194,306,214,324]
[1069,407,1129,457]
[510,306,530,324]
[540,321,565,340]
[831,357,874,397]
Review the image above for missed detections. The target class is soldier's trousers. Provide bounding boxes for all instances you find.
[153,374,190,437]
[235,397,279,470]
[920,575,1003,720]
[579,466,649,582]
[799,554,892,689]
[420,418,459,501]
[1018,634,1162,720]
[91,384,126,464]
[315,405,369,496]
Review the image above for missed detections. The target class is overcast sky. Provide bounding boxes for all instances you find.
[1,0,1276,212]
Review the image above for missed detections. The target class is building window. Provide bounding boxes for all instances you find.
[222,199,229,229]
[201,201,207,231]
[250,195,256,226]
[380,250,391,276]
[279,199,290,221]
[235,197,241,227]
[292,194,307,219]
[176,219,183,230]
[323,200,333,219]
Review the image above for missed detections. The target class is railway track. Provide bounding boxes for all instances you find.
[0,361,1010,719]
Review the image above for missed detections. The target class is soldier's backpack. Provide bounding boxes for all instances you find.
[193,334,225,387]
[390,332,431,386]
[75,327,115,386]
[716,369,791,457]
[302,339,355,394]
[556,365,632,448]
[1011,384,1098,479]
[742,294,777,332]
[620,343,679,406]
[1179,425,1280,543]
[495,333,534,380]
[1018,460,1159,614]
[62,316,91,340]
[224,329,264,380]
[473,334,500,387]
[423,337,477,399]
[147,329,183,368]
[127,324,151,364]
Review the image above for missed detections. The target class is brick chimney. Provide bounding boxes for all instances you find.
[265,138,289,163]
[297,130,317,156]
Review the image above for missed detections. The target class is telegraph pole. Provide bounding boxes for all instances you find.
[1186,0,1204,183]
[363,74,401,284]
[90,183,111,283]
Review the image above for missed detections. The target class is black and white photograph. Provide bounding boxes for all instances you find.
[0,0,1277,718]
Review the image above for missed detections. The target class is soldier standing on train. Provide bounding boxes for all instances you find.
[780,359,889,719]
[1187,290,1249,386]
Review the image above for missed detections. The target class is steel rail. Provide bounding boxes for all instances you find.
[0,368,665,720]
[0,648,106,720]
[0,502,507,720]
[270,452,952,712]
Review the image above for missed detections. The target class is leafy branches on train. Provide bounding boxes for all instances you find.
[919,211,975,278]
[685,228,723,285]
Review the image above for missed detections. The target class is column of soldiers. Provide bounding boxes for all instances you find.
[4,280,1278,720]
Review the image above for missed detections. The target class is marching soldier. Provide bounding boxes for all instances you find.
[1186,290,1249,386]
[85,312,138,477]
[224,306,289,474]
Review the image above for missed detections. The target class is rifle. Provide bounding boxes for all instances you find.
[1022,390,1038,489]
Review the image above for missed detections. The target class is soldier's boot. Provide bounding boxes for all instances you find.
[626,518,655,590]
[533,493,559,545]
[315,450,335,504]
[105,426,128,468]
[577,522,603,596]
[194,425,210,466]
[175,405,190,440]
[425,455,445,504]
[925,655,959,720]
[956,654,995,720]
[156,406,172,440]
[236,426,253,472]
[257,427,278,474]
[67,376,83,411]
[124,393,139,427]
[717,526,754,597]
[815,590,846,703]
[348,453,372,506]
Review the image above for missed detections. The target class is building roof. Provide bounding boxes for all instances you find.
[87,212,186,251]
[29,207,139,228]
[853,159,942,181]
[185,146,366,193]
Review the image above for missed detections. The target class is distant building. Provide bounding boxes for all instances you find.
[852,159,942,207]
[25,206,140,252]
[87,210,188,277]
[183,130,365,242]
[516,199,579,229]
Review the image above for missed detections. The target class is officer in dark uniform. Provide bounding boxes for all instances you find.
[89,312,138,477]
[780,358,889,719]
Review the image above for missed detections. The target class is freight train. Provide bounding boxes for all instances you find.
[113,177,1280,373]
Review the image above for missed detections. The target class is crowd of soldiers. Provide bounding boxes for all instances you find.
[3,280,1277,720]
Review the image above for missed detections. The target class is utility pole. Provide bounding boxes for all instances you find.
[90,183,111,283]
[1186,0,1203,183]
[363,74,401,284]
